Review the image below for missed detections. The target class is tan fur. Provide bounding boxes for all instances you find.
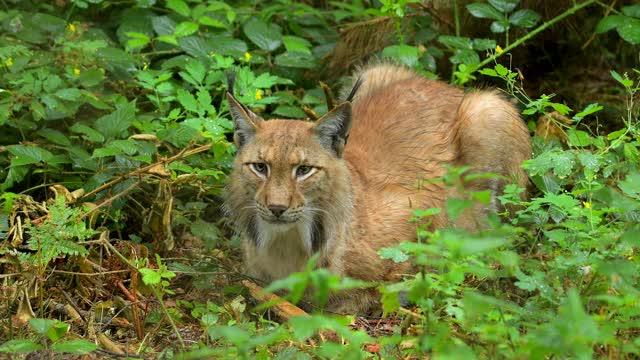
[224,63,531,314]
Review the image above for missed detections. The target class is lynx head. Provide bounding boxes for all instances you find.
[224,77,359,253]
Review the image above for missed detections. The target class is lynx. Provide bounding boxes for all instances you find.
[224,63,531,314]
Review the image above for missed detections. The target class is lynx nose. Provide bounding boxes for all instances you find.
[268,205,287,217]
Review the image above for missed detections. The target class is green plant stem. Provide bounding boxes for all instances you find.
[151,286,186,351]
[473,0,598,74]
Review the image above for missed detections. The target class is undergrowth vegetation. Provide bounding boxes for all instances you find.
[0,0,639,358]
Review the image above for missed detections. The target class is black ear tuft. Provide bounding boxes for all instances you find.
[314,103,352,157]
[345,76,364,102]
[226,70,236,96]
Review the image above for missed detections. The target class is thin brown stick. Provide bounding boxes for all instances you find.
[81,143,212,200]
[242,280,308,319]
[320,82,335,110]
[302,106,320,120]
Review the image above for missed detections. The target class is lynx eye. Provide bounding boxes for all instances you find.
[249,162,269,178]
[294,165,317,181]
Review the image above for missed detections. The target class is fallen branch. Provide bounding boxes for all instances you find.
[241,280,339,342]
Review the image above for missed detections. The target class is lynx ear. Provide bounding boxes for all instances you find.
[314,102,352,157]
[226,72,262,149]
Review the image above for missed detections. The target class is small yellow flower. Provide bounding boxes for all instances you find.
[73,68,81,75]
[244,52,252,61]
[495,45,504,54]
[4,57,13,67]
[68,23,76,32]
[255,89,263,100]
[583,201,591,209]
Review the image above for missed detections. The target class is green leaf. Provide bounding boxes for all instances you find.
[94,101,136,139]
[125,31,151,50]
[7,145,54,166]
[243,18,282,51]
[622,4,640,18]
[623,143,640,163]
[566,129,592,147]
[610,70,633,88]
[274,52,316,68]
[445,198,475,222]
[139,268,162,285]
[381,44,420,67]
[198,16,227,29]
[28,318,58,336]
[166,0,190,17]
[273,105,306,119]
[437,35,473,49]
[70,123,105,143]
[378,247,410,263]
[0,339,44,354]
[174,21,198,37]
[488,0,519,12]
[595,15,626,33]
[282,35,312,54]
[450,49,480,65]
[617,17,640,44]
[177,89,199,113]
[472,38,497,50]
[37,128,71,146]
[490,20,510,33]
[573,103,603,121]
[509,9,540,28]
[466,3,503,20]
[380,290,401,314]
[55,88,83,101]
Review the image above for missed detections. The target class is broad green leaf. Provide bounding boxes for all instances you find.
[55,88,83,101]
[37,128,71,146]
[438,35,473,49]
[595,15,626,33]
[381,44,420,67]
[622,4,640,18]
[378,247,410,263]
[466,3,503,20]
[7,145,54,166]
[156,35,178,46]
[282,35,312,54]
[509,9,540,28]
[52,340,98,354]
[151,15,176,36]
[70,123,105,143]
[623,143,639,162]
[617,17,640,44]
[177,89,199,113]
[450,49,480,65]
[125,32,151,50]
[274,52,316,68]
[92,147,123,158]
[243,18,282,51]
[166,0,190,17]
[445,198,475,222]
[0,339,44,354]
[567,129,592,147]
[610,70,633,88]
[380,290,401,314]
[472,38,497,50]
[488,0,519,12]
[490,20,510,33]
[273,105,306,119]
[94,101,136,139]
[190,219,222,245]
[198,16,227,29]
[28,318,59,336]
[573,103,603,121]
[139,268,162,285]
[174,21,198,37]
